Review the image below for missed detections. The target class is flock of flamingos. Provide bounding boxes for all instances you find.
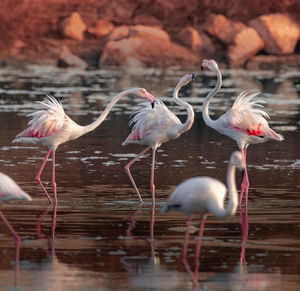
[0,59,283,287]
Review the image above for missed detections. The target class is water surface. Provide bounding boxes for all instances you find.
[0,65,299,290]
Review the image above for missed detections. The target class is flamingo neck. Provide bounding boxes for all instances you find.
[218,161,238,218]
[173,82,194,134]
[82,89,135,134]
[202,67,222,129]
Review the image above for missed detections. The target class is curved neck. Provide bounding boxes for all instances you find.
[82,89,135,134]
[173,82,194,133]
[202,67,222,129]
[217,161,238,219]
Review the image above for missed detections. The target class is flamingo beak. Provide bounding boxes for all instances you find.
[192,73,195,80]
[151,101,155,109]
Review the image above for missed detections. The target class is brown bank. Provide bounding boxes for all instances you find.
[0,0,299,69]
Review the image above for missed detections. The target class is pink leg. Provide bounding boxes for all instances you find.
[150,148,156,205]
[181,216,192,260]
[36,149,52,204]
[124,146,151,203]
[150,204,155,257]
[239,148,249,209]
[240,205,249,265]
[194,217,206,279]
[14,239,20,286]
[181,216,200,289]
[0,211,20,244]
[52,150,58,206]
[50,203,57,255]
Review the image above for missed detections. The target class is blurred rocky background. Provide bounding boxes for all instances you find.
[1,0,299,69]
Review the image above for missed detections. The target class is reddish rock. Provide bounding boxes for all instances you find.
[88,19,114,38]
[100,36,199,68]
[204,14,246,44]
[228,27,264,67]
[58,46,88,69]
[249,13,300,55]
[60,12,86,41]
[108,26,130,41]
[175,26,215,55]
[134,14,162,26]
[129,25,170,42]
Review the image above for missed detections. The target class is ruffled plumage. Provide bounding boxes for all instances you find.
[14,95,65,139]
[122,100,181,145]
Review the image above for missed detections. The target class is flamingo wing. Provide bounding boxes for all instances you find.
[123,100,181,143]
[15,96,65,139]
[0,172,32,201]
[223,92,283,140]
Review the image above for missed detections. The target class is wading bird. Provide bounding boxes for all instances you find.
[122,74,195,204]
[162,151,244,262]
[0,172,32,243]
[201,59,283,208]
[13,88,155,205]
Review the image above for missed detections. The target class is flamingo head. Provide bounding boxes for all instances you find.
[201,59,219,71]
[230,151,245,172]
[135,88,155,108]
[179,73,195,86]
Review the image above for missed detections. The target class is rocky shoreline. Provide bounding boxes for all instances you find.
[1,1,300,69]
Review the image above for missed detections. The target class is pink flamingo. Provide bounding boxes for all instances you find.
[201,59,283,208]
[0,172,32,285]
[13,88,155,205]
[122,74,195,204]
[0,172,32,243]
[162,151,244,287]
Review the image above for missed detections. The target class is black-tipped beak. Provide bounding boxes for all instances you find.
[201,65,204,70]
[241,169,245,179]
[151,101,155,109]
[191,73,195,80]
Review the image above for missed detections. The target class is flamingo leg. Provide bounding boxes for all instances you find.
[0,211,20,244]
[36,149,52,204]
[239,148,249,209]
[52,150,57,206]
[150,148,156,204]
[240,206,249,265]
[150,204,155,258]
[194,217,206,277]
[124,146,151,203]
[181,216,192,260]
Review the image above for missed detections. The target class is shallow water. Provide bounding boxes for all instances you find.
[0,65,299,291]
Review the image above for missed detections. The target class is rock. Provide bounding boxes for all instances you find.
[129,25,171,42]
[87,19,114,38]
[249,13,300,55]
[227,27,264,67]
[108,26,130,41]
[58,46,88,69]
[175,26,215,55]
[134,14,162,26]
[100,36,199,68]
[204,14,246,44]
[60,12,86,41]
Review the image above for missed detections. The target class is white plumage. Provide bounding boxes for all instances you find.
[0,172,32,202]
[122,74,195,203]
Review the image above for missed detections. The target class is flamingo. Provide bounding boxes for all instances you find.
[122,73,195,204]
[13,88,155,205]
[0,172,32,243]
[162,151,244,265]
[201,59,283,208]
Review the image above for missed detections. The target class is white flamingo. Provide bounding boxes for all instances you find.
[122,74,195,204]
[162,151,244,264]
[201,59,283,208]
[13,88,155,205]
[0,172,32,243]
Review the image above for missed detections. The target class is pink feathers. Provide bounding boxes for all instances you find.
[15,96,65,140]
